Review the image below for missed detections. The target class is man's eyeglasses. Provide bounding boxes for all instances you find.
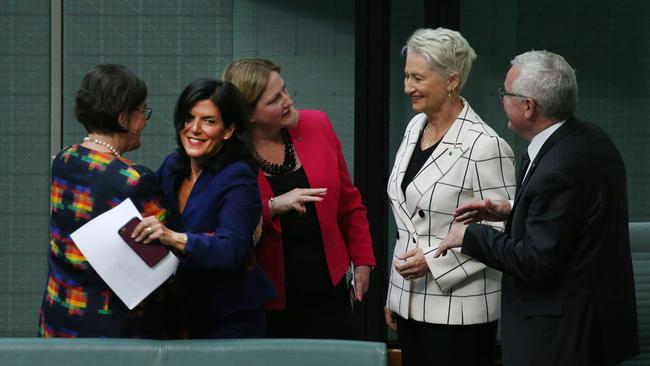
[497,86,529,102]
[136,107,153,120]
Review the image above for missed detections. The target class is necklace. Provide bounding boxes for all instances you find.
[422,99,463,147]
[256,128,296,175]
[83,136,121,157]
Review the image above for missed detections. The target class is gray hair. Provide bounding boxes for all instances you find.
[402,28,477,91]
[511,50,577,121]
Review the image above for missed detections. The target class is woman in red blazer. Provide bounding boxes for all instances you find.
[223,58,376,339]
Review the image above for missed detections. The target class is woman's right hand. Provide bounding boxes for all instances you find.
[132,216,187,253]
[270,188,327,216]
[384,306,397,331]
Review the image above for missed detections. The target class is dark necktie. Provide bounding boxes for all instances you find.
[509,151,531,232]
[517,151,530,188]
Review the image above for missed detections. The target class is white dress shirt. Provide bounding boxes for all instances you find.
[523,121,566,180]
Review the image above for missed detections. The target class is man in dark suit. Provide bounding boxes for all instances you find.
[435,50,639,366]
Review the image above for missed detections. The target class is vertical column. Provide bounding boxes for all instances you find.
[50,0,62,158]
[354,0,390,342]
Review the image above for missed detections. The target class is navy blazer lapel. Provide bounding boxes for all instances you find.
[512,118,580,208]
[159,156,181,215]
[180,171,213,229]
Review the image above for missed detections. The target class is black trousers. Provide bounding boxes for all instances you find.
[266,280,353,339]
[396,316,498,366]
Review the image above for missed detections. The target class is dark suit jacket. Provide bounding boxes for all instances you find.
[156,153,277,336]
[463,118,639,365]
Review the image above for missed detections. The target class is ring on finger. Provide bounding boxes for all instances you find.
[146,226,153,235]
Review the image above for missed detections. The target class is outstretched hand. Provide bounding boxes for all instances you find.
[454,198,511,224]
[433,225,467,258]
[270,188,327,216]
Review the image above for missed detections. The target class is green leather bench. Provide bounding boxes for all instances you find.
[623,222,650,365]
[0,338,387,366]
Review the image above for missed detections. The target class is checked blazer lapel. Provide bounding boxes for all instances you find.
[388,114,427,235]
[387,101,483,233]
[404,103,475,216]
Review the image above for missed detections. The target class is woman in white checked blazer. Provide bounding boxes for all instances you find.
[385,28,516,366]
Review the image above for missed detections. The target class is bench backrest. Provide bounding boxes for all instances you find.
[0,338,387,366]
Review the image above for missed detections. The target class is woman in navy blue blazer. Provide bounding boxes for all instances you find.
[131,78,276,338]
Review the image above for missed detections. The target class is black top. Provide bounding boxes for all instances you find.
[267,167,333,304]
[401,129,439,194]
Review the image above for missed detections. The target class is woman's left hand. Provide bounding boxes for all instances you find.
[352,265,372,301]
[394,248,429,280]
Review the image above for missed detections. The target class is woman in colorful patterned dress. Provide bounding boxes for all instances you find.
[38,64,169,338]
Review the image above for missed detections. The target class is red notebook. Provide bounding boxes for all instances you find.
[118,217,169,267]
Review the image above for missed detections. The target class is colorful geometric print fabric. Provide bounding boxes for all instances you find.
[39,144,170,338]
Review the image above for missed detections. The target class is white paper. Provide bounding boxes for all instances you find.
[70,198,179,309]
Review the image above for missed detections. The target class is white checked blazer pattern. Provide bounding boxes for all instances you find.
[386,100,516,325]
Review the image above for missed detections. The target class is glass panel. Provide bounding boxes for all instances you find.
[233,0,356,174]
[461,0,650,221]
[0,0,51,337]
[62,0,235,170]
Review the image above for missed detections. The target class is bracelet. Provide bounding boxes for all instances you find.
[269,197,275,212]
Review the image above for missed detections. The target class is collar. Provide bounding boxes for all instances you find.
[527,120,566,165]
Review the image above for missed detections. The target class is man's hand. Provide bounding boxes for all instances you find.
[454,198,511,224]
[434,225,467,258]
[394,248,429,280]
